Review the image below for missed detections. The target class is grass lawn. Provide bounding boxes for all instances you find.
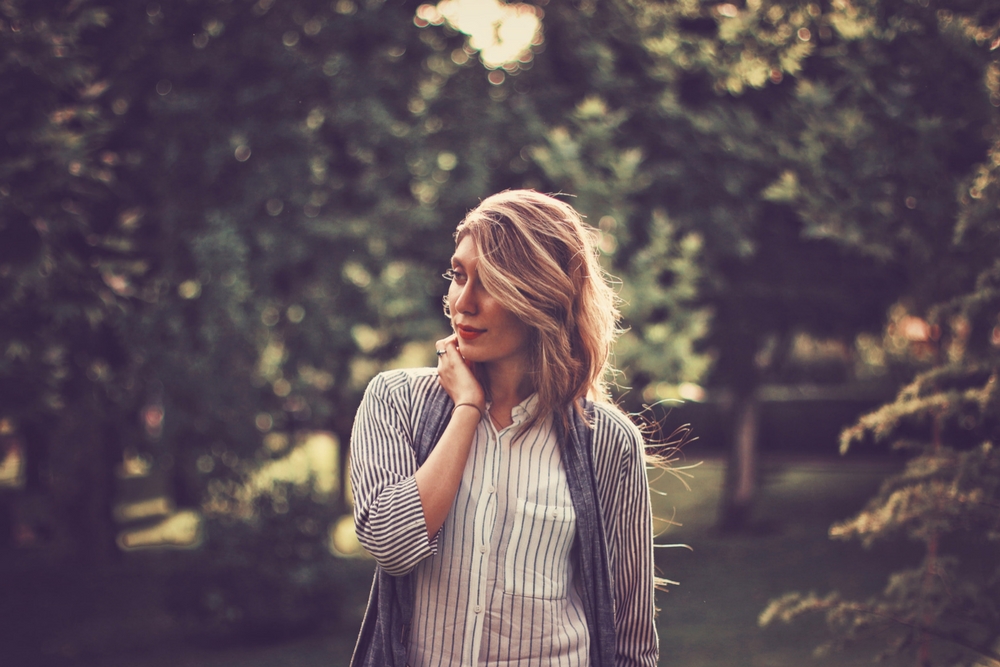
[5,456,916,667]
[654,456,912,667]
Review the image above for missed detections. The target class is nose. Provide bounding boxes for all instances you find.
[452,281,477,315]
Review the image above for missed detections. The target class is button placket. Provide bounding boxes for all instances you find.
[466,423,499,664]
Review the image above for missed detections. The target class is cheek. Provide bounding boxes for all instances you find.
[501,313,532,349]
[446,284,459,314]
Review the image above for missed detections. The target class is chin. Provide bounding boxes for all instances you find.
[456,343,485,364]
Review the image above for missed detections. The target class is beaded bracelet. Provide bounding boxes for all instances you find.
[452,402,486,422]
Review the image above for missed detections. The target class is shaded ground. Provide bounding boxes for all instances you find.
[655,456,912,667]
[2,456,913,667]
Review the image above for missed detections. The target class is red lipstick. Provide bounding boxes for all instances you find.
[456,324,485,340]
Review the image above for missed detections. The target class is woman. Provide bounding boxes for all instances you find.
[350,190,659,667]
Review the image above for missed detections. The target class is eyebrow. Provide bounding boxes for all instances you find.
[450,255,465,268]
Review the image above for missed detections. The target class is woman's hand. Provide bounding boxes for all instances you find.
[435,333,486,411]
[415,334,486,539]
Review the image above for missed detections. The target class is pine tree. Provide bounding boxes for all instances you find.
[761,260,1000,665]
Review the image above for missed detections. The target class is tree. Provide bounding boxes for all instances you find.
[511,0,918,529]
[761,263,1000,666]
[753,1,1000,663]
[0,0,549,561]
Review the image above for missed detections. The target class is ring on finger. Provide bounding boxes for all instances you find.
[436,349,447,356]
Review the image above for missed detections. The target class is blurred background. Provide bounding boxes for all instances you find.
[1,0,998,665]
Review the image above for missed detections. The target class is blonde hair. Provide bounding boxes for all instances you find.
[453,190,621,427]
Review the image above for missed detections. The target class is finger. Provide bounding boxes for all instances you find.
[435,335,457,349]
[434,337,450,359]
[436,335,461,361]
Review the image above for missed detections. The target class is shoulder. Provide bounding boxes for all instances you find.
[363,367,444,408]
[367,367,438,392]
[589,401,646,472]
[591,401,645,448]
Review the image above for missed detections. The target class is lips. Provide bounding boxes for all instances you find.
[456,324,486,340]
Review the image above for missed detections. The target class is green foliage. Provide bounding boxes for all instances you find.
[529,0,914,402]
[166,481,372,644]
[529,93,713,402]
[762,434,1000,664]
[613,210,712,397]
[0,0,545,559]
[760,38,1000,664]
[764,266,1000,664]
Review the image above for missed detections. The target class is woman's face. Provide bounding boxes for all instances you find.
[447,235,532,367]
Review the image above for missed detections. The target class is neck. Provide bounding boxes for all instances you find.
[483,359,534,422]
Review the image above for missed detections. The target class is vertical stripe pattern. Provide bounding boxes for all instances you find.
[350,368,658,667]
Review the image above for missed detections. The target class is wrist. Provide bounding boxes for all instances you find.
[452,402,486,422]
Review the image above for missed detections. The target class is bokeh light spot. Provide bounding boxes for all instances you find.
[261,305,280,326]
[255,413,273,432]
[437,152,458,170]
[264,432,289,453]
[273,378,292,397]
[418,0,540,69]
[335,0,357,15]
[197,454,215,473]
[304,18,322,36]
[178,280,201,299]
[330,514,365,557]
[717,3,738,17]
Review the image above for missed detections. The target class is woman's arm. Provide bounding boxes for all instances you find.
[413,404,480,538]
[350,336,486,574]
[414,333,486,538]
[350,372,435,576]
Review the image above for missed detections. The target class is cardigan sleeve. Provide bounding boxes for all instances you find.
[599,410,660,667]
[350,372,438,576]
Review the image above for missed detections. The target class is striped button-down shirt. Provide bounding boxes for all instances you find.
[350,368,658,667]
[408,392,589,667]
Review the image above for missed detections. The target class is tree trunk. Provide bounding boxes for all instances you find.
[718,391,759,532]
[82,417,120,564]
[333,420,352,517]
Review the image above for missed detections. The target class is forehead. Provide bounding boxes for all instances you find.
[451,235,479,266]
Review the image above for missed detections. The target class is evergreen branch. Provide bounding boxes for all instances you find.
[834,602,1000,665]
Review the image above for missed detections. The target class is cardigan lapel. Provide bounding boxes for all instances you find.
[557,402,618,667]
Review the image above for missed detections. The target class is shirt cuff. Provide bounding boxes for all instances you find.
[371,476,438,576]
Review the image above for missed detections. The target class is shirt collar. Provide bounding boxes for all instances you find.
[510,393,539,425]
[485,393,539,427]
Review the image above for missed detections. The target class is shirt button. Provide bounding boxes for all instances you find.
[479,544,488,554]
[551,509,559,519]
[488,485,496,494]
[474,605,482,614]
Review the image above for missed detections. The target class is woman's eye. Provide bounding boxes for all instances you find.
[443,268,466,283]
